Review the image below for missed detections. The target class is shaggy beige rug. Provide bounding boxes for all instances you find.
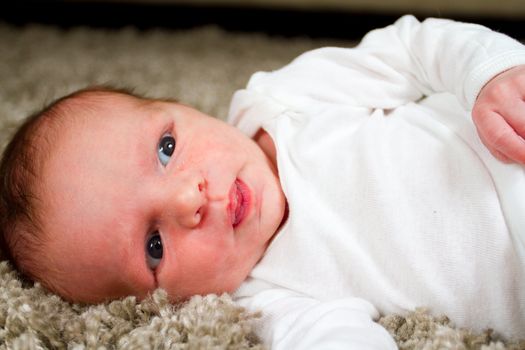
[0,22,524,349]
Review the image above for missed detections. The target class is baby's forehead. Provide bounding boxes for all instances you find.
[39,90,181,190]
[37,91,144,180]
[48,90,181,130]
[61,90,143,115]
[41,90,167,180]
[38,95,144,239]
[44,92,148,133]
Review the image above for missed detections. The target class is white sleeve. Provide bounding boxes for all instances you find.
[230,15,525,118]
[237,289,397,350]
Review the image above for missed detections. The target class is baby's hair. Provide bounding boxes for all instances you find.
[0,85,146,290]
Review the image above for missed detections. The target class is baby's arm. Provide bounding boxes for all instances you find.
[237,289,396,350]
[231,16,525,122]
[472,65,525,164]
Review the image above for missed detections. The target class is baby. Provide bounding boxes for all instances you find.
[1,15,525,349]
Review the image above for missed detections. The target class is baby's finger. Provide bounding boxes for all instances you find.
[477,128,513,163]
[484,111,525,164]
[497,99,525,139]
[493,149,513,163]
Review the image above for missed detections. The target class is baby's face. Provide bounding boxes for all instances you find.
[40,93,286,303]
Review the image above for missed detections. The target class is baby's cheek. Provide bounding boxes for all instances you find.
[158,241,233,298]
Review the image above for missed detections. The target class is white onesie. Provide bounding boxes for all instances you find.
[228,15,525,349]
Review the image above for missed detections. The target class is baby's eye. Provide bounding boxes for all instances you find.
[158,133,176,166]
[145,232,163,269]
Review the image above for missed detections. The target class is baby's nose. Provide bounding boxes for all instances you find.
[168,174,207,229]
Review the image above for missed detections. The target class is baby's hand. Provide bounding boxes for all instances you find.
[472,65,525,164]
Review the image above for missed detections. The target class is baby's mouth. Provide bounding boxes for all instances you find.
[229,179,249,227]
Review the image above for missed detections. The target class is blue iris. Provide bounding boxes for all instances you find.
[146,233,163,269]
[158,134,175,166]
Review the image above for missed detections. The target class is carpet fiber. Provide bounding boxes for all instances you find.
[0,22,523,349]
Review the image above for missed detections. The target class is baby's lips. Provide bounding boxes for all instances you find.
[228,180,239,226]
[233,179,250,227]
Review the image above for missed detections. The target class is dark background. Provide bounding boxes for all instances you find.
[1,1,524,40]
